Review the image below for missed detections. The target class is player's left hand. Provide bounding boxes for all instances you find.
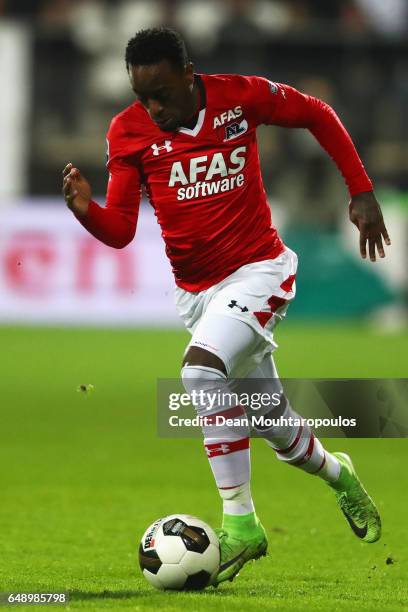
[349,191,391,262]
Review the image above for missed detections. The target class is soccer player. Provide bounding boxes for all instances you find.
[62,28,389,585]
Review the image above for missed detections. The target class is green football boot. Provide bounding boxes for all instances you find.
[330,452,381,543]
[213,513,268,585]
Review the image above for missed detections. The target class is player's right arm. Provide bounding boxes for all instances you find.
[62,116,142,249]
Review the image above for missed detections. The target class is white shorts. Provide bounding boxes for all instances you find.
[175,247,298,376]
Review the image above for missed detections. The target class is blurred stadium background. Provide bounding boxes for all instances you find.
[1,3,407,606]
[0,0,407,327]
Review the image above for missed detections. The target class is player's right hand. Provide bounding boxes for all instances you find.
[62,163,91,218]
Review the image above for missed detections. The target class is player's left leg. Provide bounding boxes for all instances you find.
[246,355,341,482]
[247,354,382,543]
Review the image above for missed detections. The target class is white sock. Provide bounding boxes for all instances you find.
[204,436,255,512]
[182,364,256,515]
[256,402,341,482]
[267,433,341,483]
[219,481,255,515]
[318,450,341,483]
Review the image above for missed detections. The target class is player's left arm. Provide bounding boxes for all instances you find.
[248,78,391,261]
[348,190,390,262]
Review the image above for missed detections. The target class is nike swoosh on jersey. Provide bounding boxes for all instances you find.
[219,546,249,572]
[342,510,368,538]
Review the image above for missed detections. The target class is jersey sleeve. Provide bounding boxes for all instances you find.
[77,115,142,249]
[244,75,373,197]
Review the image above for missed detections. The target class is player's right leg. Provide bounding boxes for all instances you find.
[180,315,268,584]
[175,249,299,582]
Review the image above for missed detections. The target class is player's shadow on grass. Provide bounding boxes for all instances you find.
[69,589,149,601]
[69,587,248,600]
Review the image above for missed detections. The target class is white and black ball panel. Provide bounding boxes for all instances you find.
[180,542,220,575]
[184,570,214,590]
[142,569,163,590]
[201,524,219,549]
[138,543,162,575]
[162,517,210,554]
[156,564,188,590]
[155,531,187,564]
[178,515,219,550]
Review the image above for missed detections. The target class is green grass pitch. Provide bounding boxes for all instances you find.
[0,323,407,611]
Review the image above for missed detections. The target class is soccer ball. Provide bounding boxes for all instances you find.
[139,514,220,590]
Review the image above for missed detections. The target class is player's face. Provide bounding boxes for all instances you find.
[129,60,195,132]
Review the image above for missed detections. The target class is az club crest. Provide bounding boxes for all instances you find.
[224,119,248,142]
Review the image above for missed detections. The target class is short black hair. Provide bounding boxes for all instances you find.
[125,27,188,71]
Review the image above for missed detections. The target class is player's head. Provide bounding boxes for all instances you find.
[126,27,195,132]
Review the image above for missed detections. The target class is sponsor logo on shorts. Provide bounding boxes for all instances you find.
[228,299,248,312]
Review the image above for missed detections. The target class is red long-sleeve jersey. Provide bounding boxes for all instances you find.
[77,73,373,291]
